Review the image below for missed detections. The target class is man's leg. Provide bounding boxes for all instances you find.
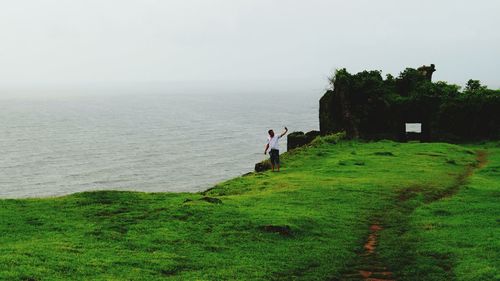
[276,152,280,172]
[272,158,276,172]
[270,150,275,172]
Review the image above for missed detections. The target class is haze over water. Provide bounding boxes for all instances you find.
[0,87,319,198]
[2,0,499,198]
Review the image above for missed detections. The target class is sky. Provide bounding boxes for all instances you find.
[1,0,499,95]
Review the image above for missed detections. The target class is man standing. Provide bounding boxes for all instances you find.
[264,127,288,172]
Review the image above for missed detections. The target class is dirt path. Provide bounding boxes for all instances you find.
[338,220,394,281]
[337,150,488,281]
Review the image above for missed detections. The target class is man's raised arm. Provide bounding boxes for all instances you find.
[280,127,288,138]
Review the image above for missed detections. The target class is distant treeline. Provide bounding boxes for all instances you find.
[319,66,500,141]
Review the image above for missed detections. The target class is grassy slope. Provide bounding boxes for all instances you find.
[380,142,499,281]
[0,138,498,280]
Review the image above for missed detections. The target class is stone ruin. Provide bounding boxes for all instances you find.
[417,64,436,81]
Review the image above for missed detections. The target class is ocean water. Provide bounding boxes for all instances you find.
[0,89,319,198]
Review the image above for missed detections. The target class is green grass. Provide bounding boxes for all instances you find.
[0,137,498,280]
[378,142,500,281]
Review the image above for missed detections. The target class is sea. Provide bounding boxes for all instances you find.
[0,85,320,198]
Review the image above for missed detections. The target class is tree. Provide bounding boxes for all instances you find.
[464,79,486,92]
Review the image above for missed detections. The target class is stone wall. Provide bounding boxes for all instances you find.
[318,64,500,141]
[287,131,321,150]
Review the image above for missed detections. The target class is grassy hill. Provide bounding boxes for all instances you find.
[1,136,498,280]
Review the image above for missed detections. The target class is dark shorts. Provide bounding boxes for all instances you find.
[269,149,280,166]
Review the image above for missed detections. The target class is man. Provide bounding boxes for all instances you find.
[264,127,288,172]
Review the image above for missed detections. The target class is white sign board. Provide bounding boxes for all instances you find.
[405,123,422,133]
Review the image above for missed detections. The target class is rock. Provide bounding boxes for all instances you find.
[287,130,321,150]
[260,225,293,236]
[287,131,306,150]
[373,151,395,156]
[199,197,222,204]
[305,130,321,138]
[417,64,436,81]
[255,161,271,172]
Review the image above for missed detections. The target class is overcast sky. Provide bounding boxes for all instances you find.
[1,0,499,93]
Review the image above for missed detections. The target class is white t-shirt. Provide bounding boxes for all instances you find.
[267,135,281,150]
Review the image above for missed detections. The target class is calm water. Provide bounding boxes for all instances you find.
[0,90,319,198]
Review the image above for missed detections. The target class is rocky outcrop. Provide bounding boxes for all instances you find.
[287,131,320,150]
[417,64,436,81]
[200,197,222,204]
[255,161,271,172]
[260,225,293,236]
